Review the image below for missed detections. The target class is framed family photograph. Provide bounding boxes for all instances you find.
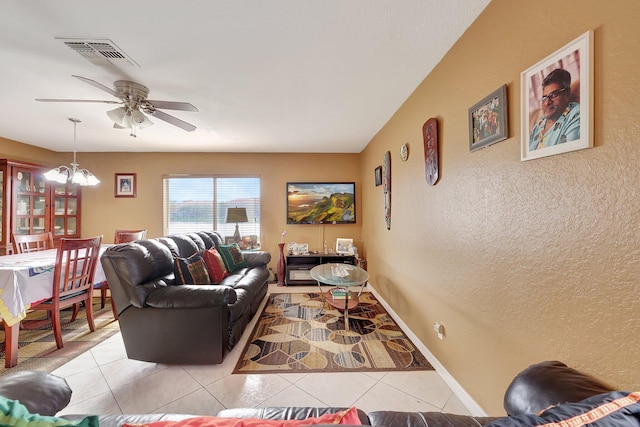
[469,84,508,152]
[521,31,593,161]
[114,173,137,198]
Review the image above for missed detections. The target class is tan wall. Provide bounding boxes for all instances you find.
[360,0,640,415]
[77,152,361,269]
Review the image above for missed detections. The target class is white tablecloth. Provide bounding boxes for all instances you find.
[0,246,108,327]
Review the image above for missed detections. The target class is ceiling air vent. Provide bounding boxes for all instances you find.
[57,38,138,67]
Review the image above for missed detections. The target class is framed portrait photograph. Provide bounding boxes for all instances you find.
[374,166,382,186]
[335,238,353,255]
[114,173,137,198]
[521,31,593,161]
[469,85,508,152]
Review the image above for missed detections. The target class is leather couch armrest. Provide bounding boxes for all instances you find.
[145,284,237,309]
[243,251,271,267]
[0,371,72,416]
[503,360,615,416]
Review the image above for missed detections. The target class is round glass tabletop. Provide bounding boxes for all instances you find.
[309,263,368,287]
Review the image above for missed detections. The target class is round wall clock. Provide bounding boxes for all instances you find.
[400,143,409,161]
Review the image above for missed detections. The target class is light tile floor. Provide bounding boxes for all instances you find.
[55,285,471,417]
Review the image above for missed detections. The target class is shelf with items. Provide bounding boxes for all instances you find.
[285,254,356,286]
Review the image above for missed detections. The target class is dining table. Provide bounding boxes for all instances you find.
[0,245,110,368]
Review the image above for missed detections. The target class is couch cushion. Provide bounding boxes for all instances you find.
[174,253,211,285]
[217,407,368,425]
[202,247,229,284]
[504,361,615,416]
[0,396,97,426]
[122,407,362,427]
[0,371,72,416]
[490,391,639,427]
[218,243,248,272]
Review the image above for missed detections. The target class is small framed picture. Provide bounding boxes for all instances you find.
[115,173,136,198]
[374,166,382,186]
[521,31,593,161]
[469,85,508,152]
[335,238,353,255]
[297,243,309,254]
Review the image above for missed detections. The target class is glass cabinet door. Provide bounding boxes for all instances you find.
[52,182,80,237]
[13,168,50,236]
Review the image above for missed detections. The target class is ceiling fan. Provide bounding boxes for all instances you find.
[36,75,198,137]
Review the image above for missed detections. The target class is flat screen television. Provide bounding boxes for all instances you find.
[287,182,356,224]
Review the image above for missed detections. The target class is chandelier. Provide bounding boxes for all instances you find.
[43,118,100,186]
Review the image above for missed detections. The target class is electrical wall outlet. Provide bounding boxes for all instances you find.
[433,321,444,340]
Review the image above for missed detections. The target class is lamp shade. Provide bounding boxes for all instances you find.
[226,207,248,224]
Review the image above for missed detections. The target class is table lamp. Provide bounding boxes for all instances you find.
[226,207,248,242]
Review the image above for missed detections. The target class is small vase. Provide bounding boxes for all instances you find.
[277,243,286,286]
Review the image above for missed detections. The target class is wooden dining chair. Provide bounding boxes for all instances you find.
[12,232,54,254]
[29,235,103,349]
[114,229,147,244]
[96,229,147,319]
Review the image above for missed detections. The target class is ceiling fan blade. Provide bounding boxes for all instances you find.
[72,75,121,99]
[146,100,198,112]
[36,98,121,104]
[146,109,196,132]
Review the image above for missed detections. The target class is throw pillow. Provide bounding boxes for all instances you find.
[0,396,98,427]
[174,253,211,285]
[218,243,247,272]
[487,391,640,427]
[0,371,72,416]
[123,407,361,427]
[202,247,229,284]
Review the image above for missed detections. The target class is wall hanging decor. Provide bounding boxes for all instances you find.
[115,173,136,198]
[374,166,382,186]
[382,151,391,230]
[423,118,439,186]
[469,85,508,152]
[521,30,593,161]
[400,143,409,161]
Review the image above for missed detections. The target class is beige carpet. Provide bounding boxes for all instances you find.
[0,299,120,376]
[234,292,433,374]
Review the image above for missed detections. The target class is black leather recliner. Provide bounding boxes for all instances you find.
[100,231,271,365]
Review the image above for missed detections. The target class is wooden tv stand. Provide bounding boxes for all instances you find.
[285,254,356,286]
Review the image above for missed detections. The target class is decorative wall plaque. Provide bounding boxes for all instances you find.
[423,118,439,185]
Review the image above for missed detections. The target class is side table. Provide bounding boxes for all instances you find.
[309,263,369,330]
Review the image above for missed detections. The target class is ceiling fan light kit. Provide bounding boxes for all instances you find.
[36,75,198,138]
[44,118,100,186]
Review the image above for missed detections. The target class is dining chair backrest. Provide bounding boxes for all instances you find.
[114,229,147,244]
[53,236,103,300]
[12,232,55,254]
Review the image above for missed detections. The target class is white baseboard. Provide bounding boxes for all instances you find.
[367,285,487,416]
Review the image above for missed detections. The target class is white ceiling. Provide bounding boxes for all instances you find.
[0,1,489,153]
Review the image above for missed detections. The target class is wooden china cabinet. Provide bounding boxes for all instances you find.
[0,159,81,255]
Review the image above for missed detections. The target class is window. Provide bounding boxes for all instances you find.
[163,176,260,248]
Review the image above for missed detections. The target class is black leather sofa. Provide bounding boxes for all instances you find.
[100,230,271,365]
[1,361,622,427]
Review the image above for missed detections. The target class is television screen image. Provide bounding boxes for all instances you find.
[287,182,356,224]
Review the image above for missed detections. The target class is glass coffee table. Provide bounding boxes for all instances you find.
[309,263,369,330]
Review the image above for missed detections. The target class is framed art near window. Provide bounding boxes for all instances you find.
[115,173,136,198]
[521,31,593,161]
[469,85,508,152]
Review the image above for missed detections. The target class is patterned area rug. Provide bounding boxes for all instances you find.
[233,292,433,374]
[0,299,120,376]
